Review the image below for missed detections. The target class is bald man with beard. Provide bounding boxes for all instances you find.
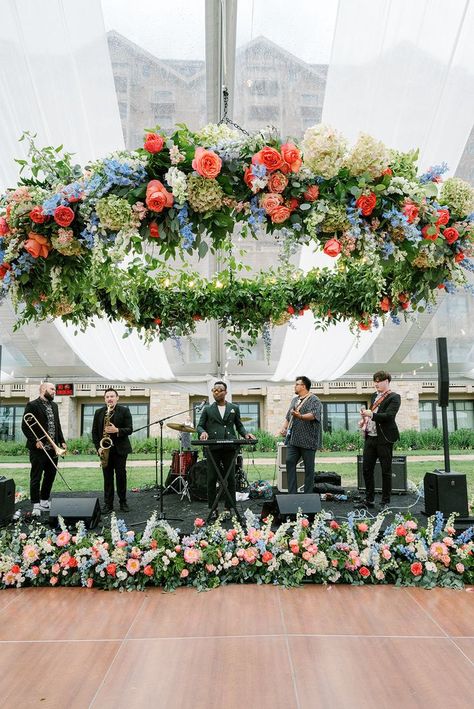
[22,382,67,516]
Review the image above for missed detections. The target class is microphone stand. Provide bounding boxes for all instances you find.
[132,402,206,522]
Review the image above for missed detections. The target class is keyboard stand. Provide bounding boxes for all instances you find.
[205,445,243,525]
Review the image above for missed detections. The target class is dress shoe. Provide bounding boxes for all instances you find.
[102,505,113,514]
[119,502,130,513]
[354,500,375,510]
[39,499,50,510]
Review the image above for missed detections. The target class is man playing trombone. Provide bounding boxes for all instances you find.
[22,382,67,517]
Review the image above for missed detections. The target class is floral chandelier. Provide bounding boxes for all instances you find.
[1,122,473,358]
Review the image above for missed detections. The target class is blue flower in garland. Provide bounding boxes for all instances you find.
[177,203,196,251]
[419,162,449,183]
[42,192,67,215]
[248,196,265,227]
[102,158,147,189]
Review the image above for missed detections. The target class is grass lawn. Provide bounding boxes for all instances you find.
[7,458,474,507]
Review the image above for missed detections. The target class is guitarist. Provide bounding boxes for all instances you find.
[357,370,401,511]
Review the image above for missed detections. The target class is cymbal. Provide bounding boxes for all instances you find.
[167,422,196,433]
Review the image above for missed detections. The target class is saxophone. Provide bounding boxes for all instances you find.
[98,405,115,468]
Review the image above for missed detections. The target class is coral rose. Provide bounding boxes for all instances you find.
[243,166,258,191]
[267,171,288,193]
[281,142,302,173]
[24,233,51,259]
[358,319,372,331]
[402,201,419,223]
[0,263,11,279]
[410,562,423,576]
[149,222,160,238]
[323,238,342,257]
[455,251,465,262]
[146,180,174,212]
[252,146,285,173]
[106,563,117,576]
[380,296,391,312]
[29,206,48,224]
[303,185,319,202]
[359,566,370,578]
[144,132,164,154]
[436,209,450,226]
[442,227,459,244]
[53,205,75,227]
[422,225,439,240]
[0,217,9,235]
[192,147,222,179]
[356,192,377,216]
[270,205,291,224]
[260,193,283,215]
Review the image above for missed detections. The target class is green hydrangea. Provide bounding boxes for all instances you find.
[96,195,133,231]
[187,174,223,213]
[440,177,474,218]
[388,149,419,181]
[320,203,350,233]
[345,133,390,178]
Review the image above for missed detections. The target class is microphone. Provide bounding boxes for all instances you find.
[196,399,207,411]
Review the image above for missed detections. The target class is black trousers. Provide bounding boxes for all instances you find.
[29,448,58,503]
[286,445,316,494]
[206,448,236,509]
[102,448,128,507]
[362,435,394,503]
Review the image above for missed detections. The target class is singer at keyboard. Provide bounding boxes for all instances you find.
[197,381,256,520]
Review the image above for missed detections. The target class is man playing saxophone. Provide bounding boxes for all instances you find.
[22,382,67,517]
[92,388,133,514]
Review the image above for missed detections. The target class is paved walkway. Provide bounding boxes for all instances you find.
[1,454,473,468]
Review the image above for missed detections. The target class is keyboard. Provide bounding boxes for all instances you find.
[192,439,257,446]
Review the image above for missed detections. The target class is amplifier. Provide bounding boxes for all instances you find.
[276,443,305,469]
[277,467,306,493]
[357,454,408,494]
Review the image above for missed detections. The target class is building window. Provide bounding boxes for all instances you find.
[234,402,260,433]
[247,79,279,96]
[81,404,149,439]
[419,400,474,431]
[248,105,279,121]
[0,405,25,442]
[114,76,128,93]
[323,402,366,433]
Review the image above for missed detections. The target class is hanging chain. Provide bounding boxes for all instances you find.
[218,85,249,135]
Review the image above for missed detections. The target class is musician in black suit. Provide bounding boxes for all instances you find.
[357,370,401,510]
[92,388,133,514]
[197,381,255,518]
[22,382,67,516]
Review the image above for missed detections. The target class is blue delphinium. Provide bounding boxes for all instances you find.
[177,203,196,250]
[419,162,448,183]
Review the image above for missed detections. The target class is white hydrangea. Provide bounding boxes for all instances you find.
[344,133,390,178]
[195,123,242,146]
[302,124,347,179]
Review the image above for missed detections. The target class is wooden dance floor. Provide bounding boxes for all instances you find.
[0,585,473,708]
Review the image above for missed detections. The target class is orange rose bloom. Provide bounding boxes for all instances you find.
[243,166,257,191]
[144,133,164,154]
[146,180,174,212]
[0,263,11,279]
[355,192,377,216]
[281,142,302,173]
[267,171,288,193]
[270,205,291,224]
[24,233,51,259]
[192,147,222,179]
[303,185,319,202]
[252,146,285,173]
[53,206,75,227]
[29,206,48,224]
[260,193,283,215]
[442,227,459,244]
[323,238,342,257]
[149,222,160,238]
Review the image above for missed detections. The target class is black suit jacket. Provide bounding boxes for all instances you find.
[21,397,66,452]
[197,401,247,440]
[371,392,401,444]
[92,404,133,455]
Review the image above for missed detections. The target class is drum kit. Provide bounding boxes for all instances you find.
[165,420,252,501]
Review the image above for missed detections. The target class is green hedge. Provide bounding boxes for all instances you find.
[1,428,473,456]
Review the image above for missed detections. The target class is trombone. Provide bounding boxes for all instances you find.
[23,412,72,490]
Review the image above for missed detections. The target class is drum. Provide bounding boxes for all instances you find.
[171,450,197,476]
[187,460,208,501]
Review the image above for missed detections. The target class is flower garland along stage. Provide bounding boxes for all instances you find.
[1,123,473,354]
[0,510,472,591]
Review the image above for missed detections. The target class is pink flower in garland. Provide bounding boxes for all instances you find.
[410,562,423,576]
[192,147,222,178]
[144,132,164,154]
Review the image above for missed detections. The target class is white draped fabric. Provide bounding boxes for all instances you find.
[273,0,474,382]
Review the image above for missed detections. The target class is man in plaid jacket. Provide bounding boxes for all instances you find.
[279,376,322,494]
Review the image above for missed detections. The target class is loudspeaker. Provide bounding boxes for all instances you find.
[0,477,15,526]
[436,337,449,407]
[49,497,101,529]
[276,443,305,469]
[276,493,321,519]
[357,455,407,493]
[423,470,468,516]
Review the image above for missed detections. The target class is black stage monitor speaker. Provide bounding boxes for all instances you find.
[0,477,15,526]
[357,455,408,494]
[49,497,101,529]
[423,470,468,517]
[276,493,321,518]
[436,337,449,408]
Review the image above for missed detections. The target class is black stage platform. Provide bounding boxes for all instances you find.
[14,486,425,535]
